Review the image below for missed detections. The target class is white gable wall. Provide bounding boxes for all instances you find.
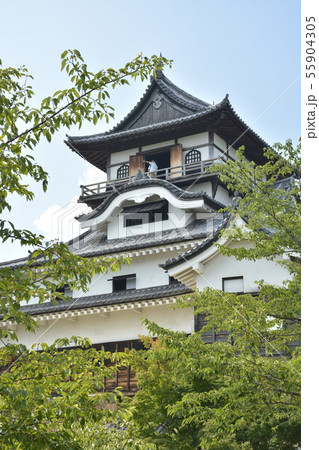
[108,210,195,240]
[184,181,213,197]
[196,243,289,292]
[214,185,231,205]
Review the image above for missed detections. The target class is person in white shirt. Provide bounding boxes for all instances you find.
[144,159,158,177]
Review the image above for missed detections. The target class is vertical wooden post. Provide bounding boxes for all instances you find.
[115,342,118,387]
[127,365,131,392]
[170,144,182,179]
[129,155,144,177]
[101,344,106,392]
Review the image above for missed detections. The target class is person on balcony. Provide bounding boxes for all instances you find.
[144,159,158,178]
[135,168,144,180]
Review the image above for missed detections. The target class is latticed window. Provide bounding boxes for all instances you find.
[185,149,201,164]
[117,164,129,179]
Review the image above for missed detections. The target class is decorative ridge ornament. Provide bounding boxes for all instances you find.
[153,94,163,110]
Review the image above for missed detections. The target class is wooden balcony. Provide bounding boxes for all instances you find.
[79,158,222,207]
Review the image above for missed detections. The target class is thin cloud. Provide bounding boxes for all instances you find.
[34,198,90,242]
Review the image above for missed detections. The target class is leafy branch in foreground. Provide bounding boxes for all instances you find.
[0,52,172,448]
[0,247,128,341]
[0,50,171,335]
[0,337,131,449]
[127,140,301,449]
[0,51,172,247]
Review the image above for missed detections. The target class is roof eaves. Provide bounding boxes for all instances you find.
[225,101,269,149]
[66,101,225,147]
[17,283,193,316]
[160,214,230,270]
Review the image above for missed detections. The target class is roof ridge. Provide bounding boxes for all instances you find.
[107,72,211,134]
[155,72,210,111]
[108,77,156,133]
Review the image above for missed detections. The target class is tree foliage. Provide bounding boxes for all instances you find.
[0,49,172,338]
[0,337,131,449]
[0,51,172,448]
[1,50,171,243]
[128,140,301,449]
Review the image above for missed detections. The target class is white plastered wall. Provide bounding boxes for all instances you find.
[214,185,231,205]
[185,181,212,197]
[196,242,289,292]
[214,133,227,151]
[72,251,176,298]
[141,139,175,152]
[178,132,208,148]
[109,148,138,180]
[228,145,239,160]
[107,202,195,240]
[12,304,195,348]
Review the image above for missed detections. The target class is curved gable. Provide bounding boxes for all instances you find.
[77,179,223,229]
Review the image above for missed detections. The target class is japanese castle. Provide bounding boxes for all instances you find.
[0,71,289,393]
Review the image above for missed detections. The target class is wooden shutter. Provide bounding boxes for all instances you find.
[129,155,144,178]
[170,144,182,178]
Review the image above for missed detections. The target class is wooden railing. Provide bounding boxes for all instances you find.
[80,158,223,200]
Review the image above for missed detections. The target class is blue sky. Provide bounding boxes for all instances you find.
[0,0,301,261]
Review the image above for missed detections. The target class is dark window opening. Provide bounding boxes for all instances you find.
[117,164,129,179]
[144,150,170,178]
[222,276,244,294]
[124,214,145,228]
[113,274,136,292]
[194,313,230,344]
[169,276,180,284]
[53,284,71,300]
[123,200,168,227]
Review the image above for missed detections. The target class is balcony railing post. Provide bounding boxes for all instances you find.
[80,157,218,200]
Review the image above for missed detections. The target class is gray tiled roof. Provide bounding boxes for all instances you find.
[20,283,193,316]
[161,176,298,271]
[0,216,226,270]
[109,70,211,133]
[273,175,296,191]
[160,214,230,270]
[66,102,225,146]
[76,178,224,223]
[70,215,226,258]
[66,94,269,152]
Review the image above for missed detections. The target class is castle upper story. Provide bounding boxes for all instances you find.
[65,71,269,209]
